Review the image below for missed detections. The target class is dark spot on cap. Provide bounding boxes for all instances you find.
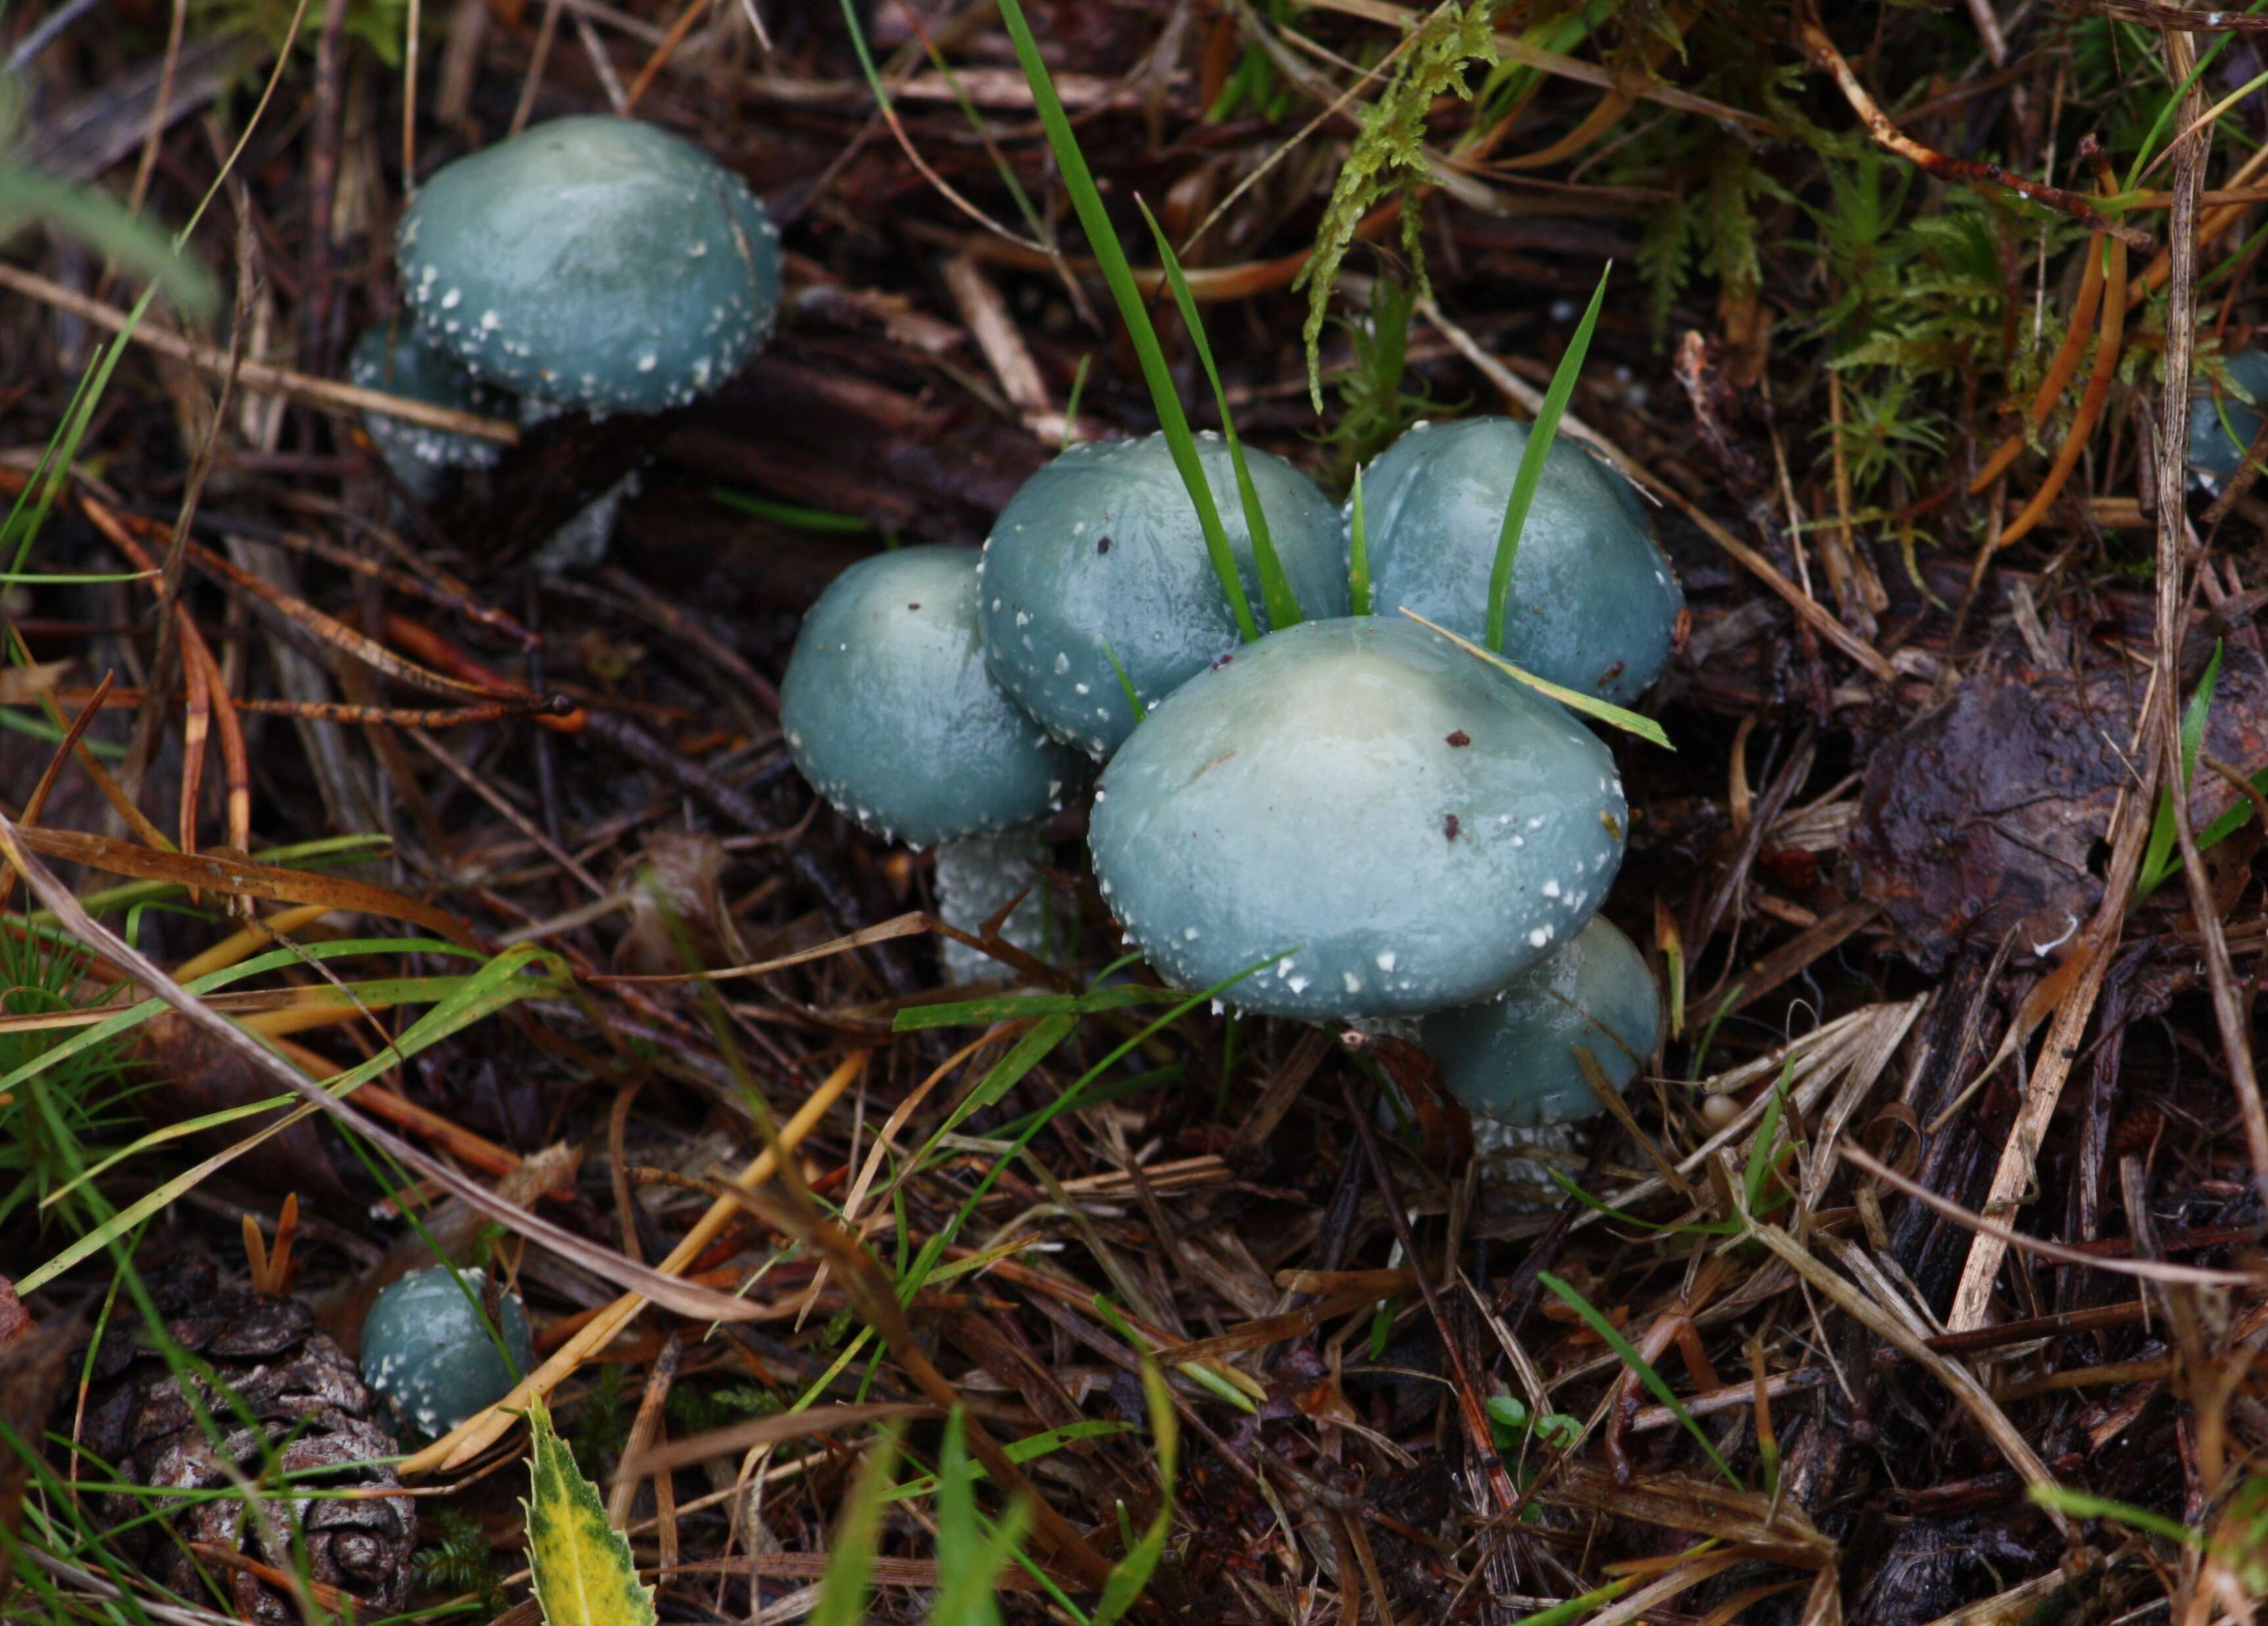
[1445,730,1470,748]
[1443,814,1460,842]
[1211,653,1234,670]
[1096,536,1113,554]
[907,603,921,611]
[1597,659,1625,686]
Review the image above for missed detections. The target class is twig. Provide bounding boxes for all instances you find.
[0,264,519,442]
[2153,26,2268,1205]
[2089,0,2268,28]
[622,0,710,112]
[301,0,351,375]
[512,0,568,136]
[1968,0,2010,66]
[1794,0,2152,250]
[1843,1144,2261,1287]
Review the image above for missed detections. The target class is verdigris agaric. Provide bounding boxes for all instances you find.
[1087,616,1627,1020]
[1419,915,1661,1128]
[359,1266,534,1438]
[1360,417,1682,705]
[980,433,1349,758]
[398,115,781,414]
[348,322,509,502]
[781,547,1087,977]
[2189,348,2268,486]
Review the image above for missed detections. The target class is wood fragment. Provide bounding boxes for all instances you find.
[1794,0,2152,249]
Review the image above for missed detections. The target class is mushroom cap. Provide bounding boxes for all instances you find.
[1419,914,1661,1128]
[1088,616,1627,1019]
[1360,417,1682,705]
[979,433,1350,758]
[359,1266,534,1437]
[2189,348,2268,484]
[397,116,781,415]
[781,546,1088,848]
[348,321,509,481]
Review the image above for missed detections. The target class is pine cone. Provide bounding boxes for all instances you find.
[68,1257,417,1625]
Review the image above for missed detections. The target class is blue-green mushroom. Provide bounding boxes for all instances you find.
[398,116,781,415]
[348,322,509,502]
[783,547,1088,975]
[359,1266,533,1438]
[1419,915,1661,1128]
[1359,417,1681,705]
[2189,348,2268,486]
[1088,616,1627,1019]
[979,433,1349,758]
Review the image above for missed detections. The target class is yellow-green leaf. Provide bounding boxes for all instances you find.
[523,1397,657,1626]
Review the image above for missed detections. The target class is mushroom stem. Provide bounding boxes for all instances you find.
[1372,1078,1583,1208]
[935,825,1059,985]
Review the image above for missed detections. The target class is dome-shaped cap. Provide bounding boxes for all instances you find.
[1420,915,1661,1128]
[782,547,1088,848]
[398,116,781,414]
[348,321,510,484]
[1088,616,1627,1019]
[359,1266,533,1437]
[1360,417,1682,705]
[2190,348,2268,485]
[980,433,1349,758]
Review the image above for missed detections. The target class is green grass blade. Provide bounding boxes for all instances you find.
[1690,985,1742,1079]
[894,960,1276,1305]
[1402,608,1671,748]
[885,1420,1131,1500]
[1537,1271,1738,1485]
[0,169,217,319]
[1061,354,1092,450]
[1545,1171,1739,1237]
[2137,638,2223,899]
[1092,1295,1255,1414]
[994,0,1260,643]
[809,1426,902,1626]
[893,983,1178,1030]
[1487,263,1611,652]
[2027,1484,2198,1546]
[710,488,868,534]
[1741,1057,1797,1218]
[1348,466,1372,616]
[1091,1361,1178,1626]
[1507,1577,1640,1626]
[904,1013,1076,1167]
[18,945,568,1294]
[1101,637,1149,729]
[1136,198,1301,631]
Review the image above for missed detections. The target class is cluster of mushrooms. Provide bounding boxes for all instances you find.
[349,116,783,561]
[783,417,1686,1136]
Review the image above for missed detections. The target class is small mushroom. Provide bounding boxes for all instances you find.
[2189,348,2268,486]
[359,1266,533,1438]
[398,116,781,415]
[980,433,1349,758]
[1088,616,1627,1019]
[348,324,637,564]
[347,321,509,503]
[1418,915,1661,1128]
[781,547,1088,970]
[1358,417,1682,705]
